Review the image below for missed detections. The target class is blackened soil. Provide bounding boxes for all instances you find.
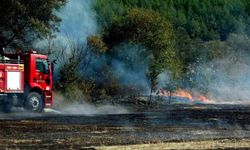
[0,104,250,149]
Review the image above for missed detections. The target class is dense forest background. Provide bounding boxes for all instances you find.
[2,0,250,102]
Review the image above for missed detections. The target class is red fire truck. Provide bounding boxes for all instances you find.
[0,51,53,113]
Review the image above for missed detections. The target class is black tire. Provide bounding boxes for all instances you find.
[24,92,44,113]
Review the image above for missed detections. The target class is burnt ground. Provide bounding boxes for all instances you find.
[0,104,250,149]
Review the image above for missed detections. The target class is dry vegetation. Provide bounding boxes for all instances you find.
[97,139,250,150]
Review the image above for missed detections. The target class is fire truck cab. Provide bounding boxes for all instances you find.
[0,51,53,113]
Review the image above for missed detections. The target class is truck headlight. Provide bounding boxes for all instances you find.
[46,86,50,91]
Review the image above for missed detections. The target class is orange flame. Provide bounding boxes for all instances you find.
[196,95,210,103]
[172,90,194,101]
[157,89,211,103]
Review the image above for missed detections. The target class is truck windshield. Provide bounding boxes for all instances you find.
[36,59,49,74]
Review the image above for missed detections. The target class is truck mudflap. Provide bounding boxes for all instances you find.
[44,91,53,107]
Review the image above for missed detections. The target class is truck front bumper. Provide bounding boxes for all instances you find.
[44,91,53,107]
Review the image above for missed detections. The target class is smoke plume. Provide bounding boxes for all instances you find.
[34,0,97,48]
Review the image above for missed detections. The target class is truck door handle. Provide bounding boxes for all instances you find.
[34,78,37,82]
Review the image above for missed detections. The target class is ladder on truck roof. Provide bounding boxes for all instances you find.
[0,57,23,64]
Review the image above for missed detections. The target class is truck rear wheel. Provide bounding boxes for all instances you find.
[24,92,44,113]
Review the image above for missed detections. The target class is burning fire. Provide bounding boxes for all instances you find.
[172,90,194,101]
[157,89,211,103]
[196,95,210,103]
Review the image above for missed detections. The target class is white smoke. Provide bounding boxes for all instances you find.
[60,103,129,115]
[33,0,98,81]
[33,0,97,49]
[52,92,129,115]
[187,34,250,104]
[111,44,151,94]
[193,59,250,104]
[58,0,97,40]
[156,71,171,89]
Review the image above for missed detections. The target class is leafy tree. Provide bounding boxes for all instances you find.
[0,0,67,53]
[87,35,108,55]
[103,8,182,94]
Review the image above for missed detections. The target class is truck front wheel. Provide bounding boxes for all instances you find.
[24,92,44,113]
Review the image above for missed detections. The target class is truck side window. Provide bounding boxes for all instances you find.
[36,59,49,74]
[36,59,44,73]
